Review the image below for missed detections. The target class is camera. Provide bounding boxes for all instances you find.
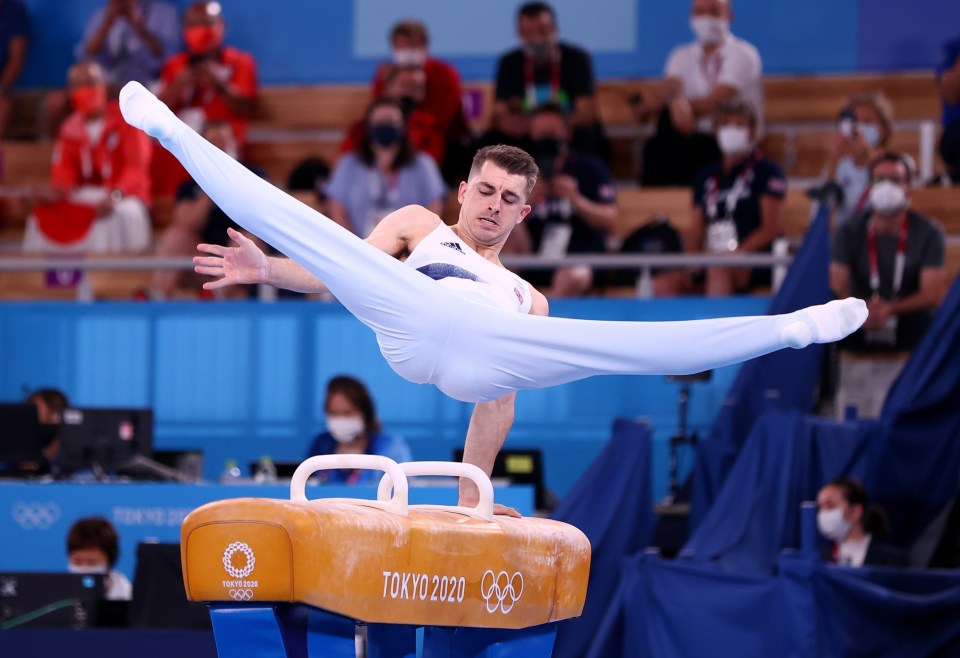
[837,107,857,138]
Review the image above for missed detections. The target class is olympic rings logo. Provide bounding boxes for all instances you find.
[11,501,61,530]
[480,570,523,614]
[229,589,254,601]
[222,542,256,579]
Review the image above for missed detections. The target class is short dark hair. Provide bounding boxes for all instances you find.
[26,388,69,421]
[390,19,429,46]
[518,2,556,23]
[469,145,539,198]
[325,375,381,436]
[67,517,120,567]
[715,97,758,131]
[825,476,891,538]
[869,151,914,185]
[530,101,568,124]
[357,98,416,170]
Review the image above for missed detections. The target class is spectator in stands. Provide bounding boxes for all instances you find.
[325,98,446,238]
[66,517,133,600]
[45,0,179,140]
[831,152,946,352]
[22,62,152,254]
[369,19,472,182]
[936,34,960,184]
[0,0,29,138]
[26,387,69,468]
[664,98,785,296]
[486,2,606,160]
[502,102,617,297]
[816,476,907,567]
[285,156,330,216]
[306,375,412,485]
[343,66,446,170]
[77,0,179,89]
[153,0,257,195]
[149,119,264,299]
[819,92,895,226]
[634,0,762,186]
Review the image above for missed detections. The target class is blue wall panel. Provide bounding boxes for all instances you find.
[0,298,771,499]
[858,0,960,72]
[13,0,946,89]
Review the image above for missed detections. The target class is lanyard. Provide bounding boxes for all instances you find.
[706,154,757,223]
[524,54,561,110]
[867,214,908,299]
[700,49,723,89]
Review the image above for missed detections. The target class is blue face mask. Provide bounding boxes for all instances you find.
[369,123,402,147]
[859,123,881,148]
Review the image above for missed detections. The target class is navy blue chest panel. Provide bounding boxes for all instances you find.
[416,263,483,283]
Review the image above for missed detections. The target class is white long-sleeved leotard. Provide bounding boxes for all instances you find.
[117,82,867,403]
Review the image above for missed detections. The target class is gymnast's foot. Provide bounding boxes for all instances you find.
[119,81,177,141]
[780,298,868,349]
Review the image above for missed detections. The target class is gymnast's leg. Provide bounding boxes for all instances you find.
[434,298,868,402]
[118,82,460,379]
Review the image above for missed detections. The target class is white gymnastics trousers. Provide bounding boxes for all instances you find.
[118,82,866,403]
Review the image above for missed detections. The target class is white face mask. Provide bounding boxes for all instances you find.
[68,563,108,575]
[817,507,852,542]
[859,123,881,148]
[690,16,730,44]
[392,49,427,67]
[869,180,908,217]
[716,125,751,155]
[327,415,365,443]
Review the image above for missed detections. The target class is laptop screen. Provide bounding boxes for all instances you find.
[0,572,104,629]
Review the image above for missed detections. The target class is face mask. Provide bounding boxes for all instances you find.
[524,40,554,63]
[859,123,881,148]
[869,180,908,216]
[69,86,107,117]
[716,125,751,155]
[533,137,563,159]
[327,416,365,443]
[368,123,402,147]
[184,24,224,54]
[392,49,427,67]
[68,563,108,575]
[690,16,730,44]
[817,507,852,542]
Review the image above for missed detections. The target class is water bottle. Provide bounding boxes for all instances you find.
[220,458,243,484]
[253,455,277,484]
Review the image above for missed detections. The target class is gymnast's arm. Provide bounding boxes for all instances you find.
[193,206,437,293]
[458,287,549,518]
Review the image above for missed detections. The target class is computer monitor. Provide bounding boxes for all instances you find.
[0,572,103,629]
[58,407,153,475]
[454,448,552,512]
[0,403,44,469]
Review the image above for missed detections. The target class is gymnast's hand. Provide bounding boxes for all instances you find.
[194,227,270,289]
[493,503,522,519]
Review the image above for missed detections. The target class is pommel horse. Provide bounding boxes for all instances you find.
[180,455,591,657]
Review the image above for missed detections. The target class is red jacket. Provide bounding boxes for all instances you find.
[51,101,153,205]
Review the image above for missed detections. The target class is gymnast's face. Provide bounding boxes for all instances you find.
[457,161,532,246]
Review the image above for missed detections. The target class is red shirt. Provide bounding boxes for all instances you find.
[359,57,466,162]
[159,46,259,144]
[51,101,153,204]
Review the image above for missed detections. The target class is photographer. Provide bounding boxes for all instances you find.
[503,102,616,297]
[153,1,258,195]
[820,92,894,227]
